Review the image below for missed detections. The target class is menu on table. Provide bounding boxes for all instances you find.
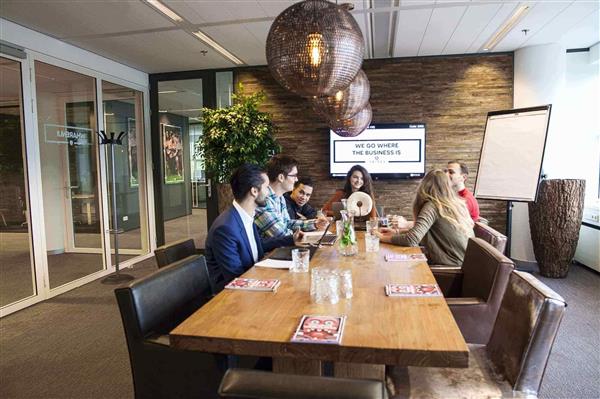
[385,253,427,262]
[224,278,281,292]
[385,284,441,297]
[290,315,346,344]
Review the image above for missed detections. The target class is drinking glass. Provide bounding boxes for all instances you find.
[365,234,380,252]
[310,268,339,304]
[366,219,379,235]
[291,248,310,273]
[335,269,353,299]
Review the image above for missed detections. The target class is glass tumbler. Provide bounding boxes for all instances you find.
[291,248,310,273]
[335,269,353,299]
[365,234,380,252]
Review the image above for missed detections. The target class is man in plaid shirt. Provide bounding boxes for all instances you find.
[255,154,327,238]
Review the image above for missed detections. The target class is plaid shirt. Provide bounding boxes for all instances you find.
[254,186,316,238]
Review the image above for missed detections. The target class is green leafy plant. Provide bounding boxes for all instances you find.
[196,83,281,183]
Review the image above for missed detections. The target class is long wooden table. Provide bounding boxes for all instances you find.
[170,233,468,379]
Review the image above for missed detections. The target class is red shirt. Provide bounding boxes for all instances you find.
[458,188,480,221]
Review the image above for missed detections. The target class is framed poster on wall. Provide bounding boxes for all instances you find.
[161,123,184,184]
[127,118,139,187]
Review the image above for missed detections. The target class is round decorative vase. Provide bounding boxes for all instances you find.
[338,210,358,256]
[528,179,585,278]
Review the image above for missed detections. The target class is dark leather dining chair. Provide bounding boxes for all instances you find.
[432,237,514,344]
[218,369,388,399]
[154,238,198,268]
[473,221,508,254]
[391,271,566,398]
[115,255,223,399]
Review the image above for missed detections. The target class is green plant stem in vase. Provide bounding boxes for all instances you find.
[338,210,358,256]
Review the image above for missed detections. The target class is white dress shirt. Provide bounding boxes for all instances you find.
[233,200,259,262]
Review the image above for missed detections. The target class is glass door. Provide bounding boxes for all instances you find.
[0,56,37,308]
[34,61,105,289]
[157,78,206,248]
[101,81,149,263]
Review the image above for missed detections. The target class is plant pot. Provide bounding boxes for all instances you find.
[528,179,585,278]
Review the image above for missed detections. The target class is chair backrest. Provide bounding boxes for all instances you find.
[115,255,213,342]
[461,237,514,302]
[473,222,507,254]
[487,271,566,396]
[154,238,196,268]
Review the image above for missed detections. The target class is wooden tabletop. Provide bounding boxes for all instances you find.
[170,233,468,368]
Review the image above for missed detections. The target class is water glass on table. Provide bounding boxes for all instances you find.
[366,219,379,235]
[334,269,353,299]
[291,248,310,273]
[310,267,340,304]
[365,233,380,252]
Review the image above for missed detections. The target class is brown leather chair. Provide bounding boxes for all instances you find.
[115,255,223,398]
[474,221,507,254]
[391,271,566,398]
[218,369,388,399]
[154,238,198,268]
[432,237,514,344]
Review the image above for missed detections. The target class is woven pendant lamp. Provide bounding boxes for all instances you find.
[330,103,372,137]
[266,0,365,98]
[311,69,370,120]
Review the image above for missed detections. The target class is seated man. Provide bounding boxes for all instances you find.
[284,178,318,220]
[255,154,327,238]
[205,163,297,290]
[446,160,480,221]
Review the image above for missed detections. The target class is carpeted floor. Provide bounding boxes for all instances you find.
[0,260,598,399]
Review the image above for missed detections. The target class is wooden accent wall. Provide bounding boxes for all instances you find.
[236,54,513,233]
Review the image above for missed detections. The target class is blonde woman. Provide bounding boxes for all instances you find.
[377,169,474,266]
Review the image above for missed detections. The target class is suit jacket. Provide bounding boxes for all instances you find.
[205,206,293,292]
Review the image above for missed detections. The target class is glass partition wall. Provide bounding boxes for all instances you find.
[1,54,151,316]
[152,71,232,249]
[0,56,36,307]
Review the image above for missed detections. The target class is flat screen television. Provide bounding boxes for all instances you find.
[329,123,426,179]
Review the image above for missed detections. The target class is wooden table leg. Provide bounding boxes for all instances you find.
[273,358,322,376]
[334,362,385,381]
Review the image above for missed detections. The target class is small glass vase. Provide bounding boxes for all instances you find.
[338,210,358,256]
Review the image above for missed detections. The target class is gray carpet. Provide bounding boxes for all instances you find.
[0,260,598,399]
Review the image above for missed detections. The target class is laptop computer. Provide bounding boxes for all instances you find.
[268,223,334,261]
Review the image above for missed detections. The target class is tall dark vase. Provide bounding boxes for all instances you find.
[528,179,585,278]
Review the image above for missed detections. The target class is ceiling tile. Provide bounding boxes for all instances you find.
[203,24,265,65]
[443,4,503,55]
[70,30,232,73]
[466,2,519,52]
[1,0,172,39]
[257,0,295,18]
[418,5,467,56]
[522,1,600,48]
[560,7,600,49]
[494,1,573,52]
[393,8,432,57]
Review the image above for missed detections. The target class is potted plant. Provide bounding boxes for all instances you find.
[196,84,281,212]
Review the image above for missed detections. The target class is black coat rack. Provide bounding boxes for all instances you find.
[98,130,134,284]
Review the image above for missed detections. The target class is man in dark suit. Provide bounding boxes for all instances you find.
[205,163,297,292]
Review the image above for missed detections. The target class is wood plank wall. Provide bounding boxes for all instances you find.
[235,53,513,233]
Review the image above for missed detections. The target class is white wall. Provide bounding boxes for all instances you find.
[512,43,600,262]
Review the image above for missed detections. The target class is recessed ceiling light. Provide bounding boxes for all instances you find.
[144,0,183,22]
[158,90,179,94]
[192,31,245,65]
[480,5,530,52]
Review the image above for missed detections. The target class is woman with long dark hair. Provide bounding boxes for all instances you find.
[322,164,377,219]
[377,169,474,266]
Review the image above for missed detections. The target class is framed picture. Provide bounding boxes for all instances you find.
[162,123,185,184]
[127,118,139,187]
